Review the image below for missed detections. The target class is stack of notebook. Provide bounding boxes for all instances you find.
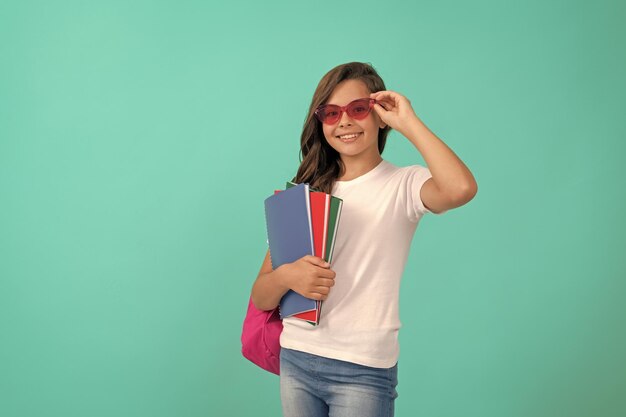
[264,181,343,325]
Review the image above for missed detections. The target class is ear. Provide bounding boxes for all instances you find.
[374,111,387,129]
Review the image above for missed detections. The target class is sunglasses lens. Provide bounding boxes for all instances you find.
[347,99,372,119]
[316,106,341,124]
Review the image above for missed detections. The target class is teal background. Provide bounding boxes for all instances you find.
[1,0,624,416]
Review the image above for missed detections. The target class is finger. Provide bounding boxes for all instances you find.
[315,278,335,287]
[370,92,394,104]
[306,255,330,267]
[374,95,396,106]
[313,286,330,295]
[374,91,404,107]
[371,90,398,99]
[321,269,336,279]
[324,278,335,287]
[315,270,334,281]
[370,91,388,101]
[375,102,391,112]
[308,292,326,301]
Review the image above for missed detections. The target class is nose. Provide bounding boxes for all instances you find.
[338,109,353,127]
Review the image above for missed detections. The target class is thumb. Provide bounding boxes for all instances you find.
[308,255,330,268]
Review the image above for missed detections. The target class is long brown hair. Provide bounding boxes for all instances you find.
[291,62,392,194]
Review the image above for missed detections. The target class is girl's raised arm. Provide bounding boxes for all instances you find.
[370,90,478,213]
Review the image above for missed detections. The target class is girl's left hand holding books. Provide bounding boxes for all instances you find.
[370,90,420,137]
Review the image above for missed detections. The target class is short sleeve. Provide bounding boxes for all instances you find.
[405,164,447,221]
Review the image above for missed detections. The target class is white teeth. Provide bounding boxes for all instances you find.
[338,133,361,139]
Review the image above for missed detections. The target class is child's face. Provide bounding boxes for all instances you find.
[321,79,387,162]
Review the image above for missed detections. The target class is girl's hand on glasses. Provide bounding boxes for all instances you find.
[370,90,420,136]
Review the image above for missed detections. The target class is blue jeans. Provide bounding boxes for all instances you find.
[280,347,398,417]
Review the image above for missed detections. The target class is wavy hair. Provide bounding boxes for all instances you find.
[291,62,392,194]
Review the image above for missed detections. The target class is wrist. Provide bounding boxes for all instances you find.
[274,265,292,293]
[399,115,422,137]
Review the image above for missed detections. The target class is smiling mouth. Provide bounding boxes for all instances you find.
[336,132,363,142]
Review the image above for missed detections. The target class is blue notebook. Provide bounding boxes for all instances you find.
[264,183,317,318]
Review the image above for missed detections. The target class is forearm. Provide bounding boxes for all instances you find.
[251,268,291,311]
[401,116,477,198]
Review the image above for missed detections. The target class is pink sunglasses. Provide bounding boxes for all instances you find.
[314,98,378,125]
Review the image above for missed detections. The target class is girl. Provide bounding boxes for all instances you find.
[251,62,477,417]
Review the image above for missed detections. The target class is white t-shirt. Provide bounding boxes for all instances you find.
[279,159,446,368]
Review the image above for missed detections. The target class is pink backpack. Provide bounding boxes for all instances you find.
[241,296,282,375]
